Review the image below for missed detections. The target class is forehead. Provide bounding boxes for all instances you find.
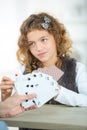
[27,29,52,41]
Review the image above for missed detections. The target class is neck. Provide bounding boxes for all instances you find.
[43,57,57,67]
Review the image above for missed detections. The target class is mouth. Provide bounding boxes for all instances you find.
[38,52,47,57]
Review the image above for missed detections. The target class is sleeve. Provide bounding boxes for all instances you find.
[54,62,87,106]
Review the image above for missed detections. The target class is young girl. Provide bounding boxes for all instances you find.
[1,12,87,120]
[17,12,87,106]
[16,12,87,130]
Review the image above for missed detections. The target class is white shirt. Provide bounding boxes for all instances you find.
[55,62,87,106]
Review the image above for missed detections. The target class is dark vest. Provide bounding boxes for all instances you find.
[47,57,78,104]
[58,57,78,92]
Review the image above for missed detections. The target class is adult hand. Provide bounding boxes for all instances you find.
[0,92,37,117]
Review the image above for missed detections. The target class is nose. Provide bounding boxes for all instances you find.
[36,42,43,51]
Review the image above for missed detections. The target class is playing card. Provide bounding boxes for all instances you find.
[12,72,59,108]
[33,65,64,81]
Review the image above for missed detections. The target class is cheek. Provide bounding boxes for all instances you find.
[29,48,36,56]
[45,43,53,50]
[48,43,56,51]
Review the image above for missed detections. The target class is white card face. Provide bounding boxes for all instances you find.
[13,72,59,108]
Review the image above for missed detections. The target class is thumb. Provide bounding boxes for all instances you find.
[21,93,37,101]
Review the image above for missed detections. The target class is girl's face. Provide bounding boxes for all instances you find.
[27,30,57,66]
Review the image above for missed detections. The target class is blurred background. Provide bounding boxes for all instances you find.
[0,0,87,129]
[0,0,87,74]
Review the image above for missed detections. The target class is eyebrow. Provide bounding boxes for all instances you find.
[28,36,48,43]
[40,36,48,38]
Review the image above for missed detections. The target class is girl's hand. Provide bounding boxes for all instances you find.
[0,76,14,101]
[54,84,62,99]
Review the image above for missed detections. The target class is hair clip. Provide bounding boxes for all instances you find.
[44,16,51,23]
[41,16,51,29]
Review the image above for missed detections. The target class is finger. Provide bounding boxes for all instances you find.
[21,93,37,101]
[28,105,38,110]
[0,80,14,87]
[0,84,13,89]
[1,76,12,81]
[1,76,14,84]
[2,88,12,93]
[1,81,14,85]
[14,93,37,102]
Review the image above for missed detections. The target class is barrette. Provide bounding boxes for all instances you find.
[41,16,51,29]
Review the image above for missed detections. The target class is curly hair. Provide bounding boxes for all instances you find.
[17,12,72,73]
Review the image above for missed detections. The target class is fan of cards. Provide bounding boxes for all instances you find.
[12,66,64,108]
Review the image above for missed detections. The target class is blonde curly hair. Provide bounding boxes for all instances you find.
[17,12,72,73]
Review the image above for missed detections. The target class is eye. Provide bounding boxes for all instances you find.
[41,38,48,42]
[28,42,35,47]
